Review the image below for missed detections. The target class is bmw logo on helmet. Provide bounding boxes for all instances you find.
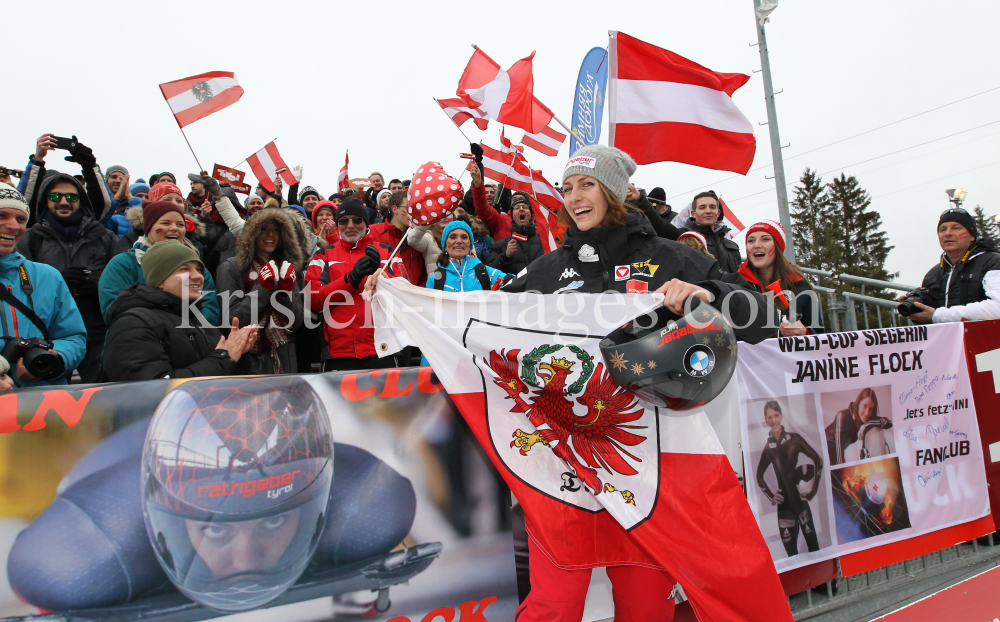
[684,345,715,378]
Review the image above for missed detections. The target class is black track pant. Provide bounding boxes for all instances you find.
[778,503,819,556]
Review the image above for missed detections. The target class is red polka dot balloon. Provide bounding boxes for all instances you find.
[406,162,463,227]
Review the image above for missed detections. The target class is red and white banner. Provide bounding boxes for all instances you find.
[159,71,244,129]
[480,142,532,193]
[457,47,554,134]
[522,125,567,157]
[436,97,490,131]
[338,152,350,191]
[372,279,794,621]
[246,142,297,193]
[608,32,755,174]
[738,322,990,573]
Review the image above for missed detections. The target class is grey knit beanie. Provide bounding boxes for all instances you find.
[561,145,637,201]
[105,165,129,179]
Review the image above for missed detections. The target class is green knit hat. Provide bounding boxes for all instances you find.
[142,240,204,288]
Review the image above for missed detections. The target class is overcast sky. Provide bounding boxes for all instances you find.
[4,0,997,286]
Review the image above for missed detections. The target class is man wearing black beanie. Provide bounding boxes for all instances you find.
[908,207,1000,323]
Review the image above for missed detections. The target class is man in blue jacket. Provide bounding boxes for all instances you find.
[0,183,86,390]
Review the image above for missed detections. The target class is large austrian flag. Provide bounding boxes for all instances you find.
[609,32,756,174]
[159,71,244,129]
[371,278,793,622]
[247,142,297,193]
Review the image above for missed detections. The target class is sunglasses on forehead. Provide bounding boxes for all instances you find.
[941,207,970,216]
[48,192,80,203]
[338,217,365,226]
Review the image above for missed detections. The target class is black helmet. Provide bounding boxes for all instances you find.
[142,376,334,612]
[599,299,737,410]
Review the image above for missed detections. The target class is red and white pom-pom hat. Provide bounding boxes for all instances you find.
[406,162,463,226]
[677,230,708,249]
[745,219,786,252]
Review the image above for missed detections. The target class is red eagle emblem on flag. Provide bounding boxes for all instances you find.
[484,345,645,505]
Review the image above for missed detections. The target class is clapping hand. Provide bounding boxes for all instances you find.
[215,319,258,363]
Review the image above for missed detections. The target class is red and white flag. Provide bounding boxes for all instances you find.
[436,97,490,131]
[522,125,567,157]
[338,152,350,191]
[457,47,554,134]
[609,32,756,174]
[526,168,564,252]
[479,142,532,194]
[372,280,794,622]
[158,71,244,129]
[246,142,297,193]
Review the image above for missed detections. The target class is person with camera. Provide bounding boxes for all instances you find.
[0,184,86,391]
[18,135,117,383]
[901,208,1000,324]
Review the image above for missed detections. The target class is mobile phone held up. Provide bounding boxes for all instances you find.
[53,135,78,151]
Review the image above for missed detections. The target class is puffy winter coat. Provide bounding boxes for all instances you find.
[305,230,406,360]
[369,221,427,287]
[737,262,825,335]
[486,223,545,276]
[921,240,1000,323]
[0,251,87,387]
[215,209,305,374]
[425,256,508,292]
[17,173,119,347]
[679,218,742,273]
[503,211,776,344]
[101,284,258,382]
[98,241,222,326]
[114,206,144,254]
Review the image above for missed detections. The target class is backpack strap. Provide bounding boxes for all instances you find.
[432,268,447,291]
[474,263,492,290]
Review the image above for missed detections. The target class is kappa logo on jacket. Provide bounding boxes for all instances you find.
[559,268,581,281]
[578,244,599,263]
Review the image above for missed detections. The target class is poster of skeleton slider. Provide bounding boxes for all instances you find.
[737,322,991,573]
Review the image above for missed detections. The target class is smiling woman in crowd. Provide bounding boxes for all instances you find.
[98,181,222,326]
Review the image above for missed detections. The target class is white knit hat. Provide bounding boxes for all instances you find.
[0,183,29,217]
[562,145,637,201]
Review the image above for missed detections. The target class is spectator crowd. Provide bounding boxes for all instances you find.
[1,132,997,392]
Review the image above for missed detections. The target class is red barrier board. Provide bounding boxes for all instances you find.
[873,564,1000,621]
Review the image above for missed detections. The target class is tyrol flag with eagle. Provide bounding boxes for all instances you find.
[372,277,794,621]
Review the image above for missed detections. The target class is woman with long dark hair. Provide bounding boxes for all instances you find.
[738,219,824,336]
[499,145,781,622]
[826,387,892,465]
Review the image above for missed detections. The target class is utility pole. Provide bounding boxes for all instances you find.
[753,0,796,262]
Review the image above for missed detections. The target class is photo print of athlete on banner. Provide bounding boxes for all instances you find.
[737,323,991,573]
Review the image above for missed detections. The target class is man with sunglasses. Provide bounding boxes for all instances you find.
[0,183,86,391]
[305,197,407,371]
[18,135,117,383]
[907,207,1000,324]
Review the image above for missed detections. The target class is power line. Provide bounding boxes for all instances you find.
[665,85,1000,201]
[872,161,1000,200]
[731,130,1000,214]
[725,120,1000,203]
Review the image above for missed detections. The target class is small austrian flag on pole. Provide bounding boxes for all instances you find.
[338,152,350,191]
[436,97,490,131]
[247,142,297,193]
[159,71,244,129]
[522,125,567,157]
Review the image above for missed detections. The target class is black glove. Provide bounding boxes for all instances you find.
[470,142,485,179]
[190,173,222,197]
[63,268,96,293]
[345,244,381,288]
[64,142,96,167]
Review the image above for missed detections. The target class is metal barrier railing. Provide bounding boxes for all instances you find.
[789,534,998,620]
[799,268,918,332]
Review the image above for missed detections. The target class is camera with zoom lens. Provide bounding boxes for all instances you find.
[897,287,932,317]
[0,337,64,380]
